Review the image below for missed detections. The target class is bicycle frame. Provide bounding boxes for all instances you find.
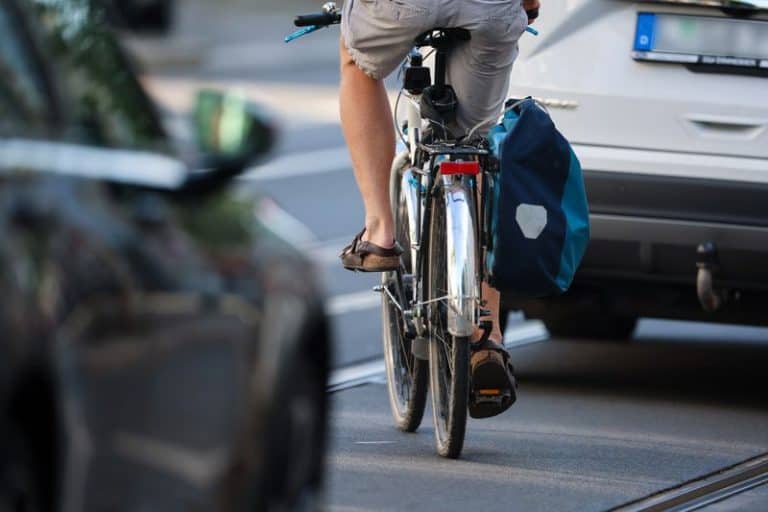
[395,88,485,338]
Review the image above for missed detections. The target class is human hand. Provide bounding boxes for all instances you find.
[523,0,540,24]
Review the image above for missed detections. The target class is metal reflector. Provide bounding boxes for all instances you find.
[439,161,480,175]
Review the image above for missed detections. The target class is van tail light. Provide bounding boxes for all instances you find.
[439,161,480,175]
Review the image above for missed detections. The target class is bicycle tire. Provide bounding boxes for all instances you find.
[381,165,428,432]
[427,189,470,459]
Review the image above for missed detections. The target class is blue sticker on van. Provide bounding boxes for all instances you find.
[634,13,656,51]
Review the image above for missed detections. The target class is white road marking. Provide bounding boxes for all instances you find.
[241,146,351,181]
[142,76,344,126]
[326,290,381,316]
[354,441,397,445]
[142,76,400,128]
[326,287,549,351]
[504,319,550,348]
[328,359,387,392]
[326,285,549,348]
[252,196,319,247]
[301,236,352,266]
[206,38,337,73]
[327,318,549,392]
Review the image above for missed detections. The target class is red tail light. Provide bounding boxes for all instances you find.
[439,161,480,175]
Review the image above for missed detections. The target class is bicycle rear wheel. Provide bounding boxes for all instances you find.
[381,165,428,432]
[427,186,471,459]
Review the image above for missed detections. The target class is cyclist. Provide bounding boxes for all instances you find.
[339,0,539,418]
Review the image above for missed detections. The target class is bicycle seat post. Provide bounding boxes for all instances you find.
[409,28,469,140]
[433,46,447,98]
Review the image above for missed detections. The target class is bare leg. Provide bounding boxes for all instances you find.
[339,38,395,248]
[472,173,504,344]
[475,283,504,344]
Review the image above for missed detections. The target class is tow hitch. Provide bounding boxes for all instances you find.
[696,242,725,312]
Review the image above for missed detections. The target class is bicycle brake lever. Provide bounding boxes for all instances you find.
[284,25,320,43]
[525,26,539,36]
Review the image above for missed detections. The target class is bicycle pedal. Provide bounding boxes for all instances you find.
[411,336,429,361]
[472,388,512,402]
[472,388,511,405]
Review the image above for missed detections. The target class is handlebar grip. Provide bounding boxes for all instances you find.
[294,12,340,27]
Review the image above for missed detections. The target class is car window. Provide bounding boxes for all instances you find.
[0,1,52,136]
[25,0,170,152]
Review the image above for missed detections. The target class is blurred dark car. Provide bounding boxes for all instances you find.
[106,0,174,33]
[0,0,330,510]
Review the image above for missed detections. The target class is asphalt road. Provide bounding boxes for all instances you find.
[130,5,768,510]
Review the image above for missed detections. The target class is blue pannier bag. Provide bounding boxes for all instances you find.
[485,98,590,297]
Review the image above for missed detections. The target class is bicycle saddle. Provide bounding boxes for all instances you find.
[414,28,471,49]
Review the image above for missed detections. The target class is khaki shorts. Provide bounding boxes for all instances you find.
[341,0,528,134]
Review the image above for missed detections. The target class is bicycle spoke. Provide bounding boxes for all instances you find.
[397,322,413,375]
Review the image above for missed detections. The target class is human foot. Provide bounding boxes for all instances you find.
[340,228,402,272]
[469,328,517,419]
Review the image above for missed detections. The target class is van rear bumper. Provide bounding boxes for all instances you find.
[582,213,768,289]
[580,159,768,291]
[584,168,768,228]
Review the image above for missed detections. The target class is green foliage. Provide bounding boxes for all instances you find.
[179,192,255,250]
[29,0,169,150]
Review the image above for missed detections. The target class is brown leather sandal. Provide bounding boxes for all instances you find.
[469,336,517,419]
[339,228,403,272]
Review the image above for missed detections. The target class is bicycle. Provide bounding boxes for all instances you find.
[287,2,533,459]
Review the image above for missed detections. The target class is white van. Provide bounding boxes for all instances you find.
[506,0,768,338]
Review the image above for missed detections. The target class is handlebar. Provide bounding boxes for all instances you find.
[286,4,539,43]
[294,11,341,27]
[294,9,536,28]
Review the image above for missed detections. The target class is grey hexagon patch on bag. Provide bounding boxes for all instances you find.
[515,204,548,239]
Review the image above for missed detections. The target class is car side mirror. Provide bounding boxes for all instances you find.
[193,89,275,166]
[181,89,276,193]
